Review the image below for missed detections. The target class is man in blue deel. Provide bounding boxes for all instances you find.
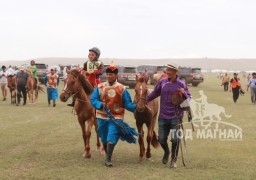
[90,65,137,167]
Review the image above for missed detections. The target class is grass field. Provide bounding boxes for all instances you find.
[0,74,255,179]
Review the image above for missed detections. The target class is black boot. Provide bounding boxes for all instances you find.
[23,97,26,106]
[105,143,115,167]
[170,142,179,168]
[103,143,107,153]
[67,97,76,107]
[160,143,170,164]
[17,92,21,106]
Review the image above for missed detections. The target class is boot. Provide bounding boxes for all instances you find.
[67,97,76,107]
[23,97,26,106]
[170,142,179,168]
[53,100,56,107]
[105,143,115,167]
[17,94,21,106]
[103,143,107,153]
[160,143,170,164]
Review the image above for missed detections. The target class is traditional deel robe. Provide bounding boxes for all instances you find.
[90,81,137,144]
[44,73,60,100]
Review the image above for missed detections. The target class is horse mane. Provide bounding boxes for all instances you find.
[26,69,33,77]
[137,75,146,83]
[71,69,94,95]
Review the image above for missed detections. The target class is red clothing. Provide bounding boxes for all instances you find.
[231,78,240,88]
[82,60,103,87]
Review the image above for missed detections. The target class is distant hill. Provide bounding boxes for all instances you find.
[1,57,255,71]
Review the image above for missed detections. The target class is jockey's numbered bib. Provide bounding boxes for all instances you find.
[87,60,102,73]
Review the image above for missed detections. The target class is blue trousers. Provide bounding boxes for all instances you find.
[158,118,180,144]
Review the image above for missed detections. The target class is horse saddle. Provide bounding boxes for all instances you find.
[171,91,185,106]
[171,90,191,107]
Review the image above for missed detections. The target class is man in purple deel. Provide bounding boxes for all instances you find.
[147,63,191,168]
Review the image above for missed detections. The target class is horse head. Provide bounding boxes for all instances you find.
[60,69,93,102]
[7,75,17,91]
[135,75,148,112]
[7,75,17,104]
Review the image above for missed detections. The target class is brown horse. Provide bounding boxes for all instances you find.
[60,69,102,158]
[134,75,159,161]
[26,69,44,103]
[7,75,17,105]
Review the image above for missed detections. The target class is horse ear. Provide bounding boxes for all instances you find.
[77,67,81,71]
[136,74,140,82]
[145,75,149,84]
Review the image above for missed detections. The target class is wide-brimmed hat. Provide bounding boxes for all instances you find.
[166,63,179,70]
[19,66,25,70]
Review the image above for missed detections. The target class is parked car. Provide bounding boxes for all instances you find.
[59,64,78,80]
[178,67,204,86]
[35,63,48,83]
[117,66,138,88]
[137,64,166,85]
[99,64,111,83]
[100,65,137,88]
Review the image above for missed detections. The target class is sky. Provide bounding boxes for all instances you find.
[0,0,256,61]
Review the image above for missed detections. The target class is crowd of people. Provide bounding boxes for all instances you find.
[1,47,255,169]
[221,72,256,104]
[0,60,60,106]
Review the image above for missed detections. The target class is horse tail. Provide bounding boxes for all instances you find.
[35,87,39,100]
[35,85,45,100]
[37,85,45,93]
[151,130,159,148]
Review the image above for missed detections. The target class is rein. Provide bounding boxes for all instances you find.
[63,86,88,103]
[174,106,191,167]
[135,85,148,112]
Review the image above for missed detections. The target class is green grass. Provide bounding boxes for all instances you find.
[0,74,255,179]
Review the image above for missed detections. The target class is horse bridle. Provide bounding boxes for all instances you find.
[63,77,84,100]
[136,85,148,112]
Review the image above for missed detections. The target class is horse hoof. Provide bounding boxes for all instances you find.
[101,150,106,155]
[147,158,151,161]
[83,153,91,158]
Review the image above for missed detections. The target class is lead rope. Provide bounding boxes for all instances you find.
[64,86,87,115]
[174,106,185,167]
[174,106,191,167]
